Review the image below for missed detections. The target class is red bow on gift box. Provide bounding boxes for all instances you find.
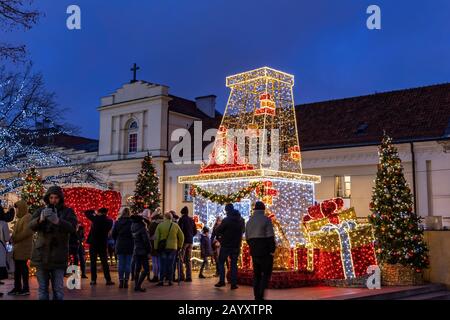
[303,198,344,224]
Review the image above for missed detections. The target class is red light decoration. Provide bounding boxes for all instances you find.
[63,187,122,245]
[255,93,276,116]
[237,198,378,287]
[200,125,254,174]
[289,145,301,161]
[255,181,278,205]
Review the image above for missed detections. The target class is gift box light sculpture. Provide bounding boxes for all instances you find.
[179,67,321,249]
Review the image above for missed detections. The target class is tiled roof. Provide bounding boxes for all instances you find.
[168,95,213,119]
[297,83,450,150]
[38,133,99,152]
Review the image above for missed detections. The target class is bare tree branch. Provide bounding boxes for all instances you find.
[0,0,40,61]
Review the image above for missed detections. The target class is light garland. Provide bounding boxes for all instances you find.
[0,68,71,172]
[191,181,264,205]
[0,166,107,197]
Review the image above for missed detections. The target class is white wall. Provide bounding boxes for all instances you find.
[302,141,450,218]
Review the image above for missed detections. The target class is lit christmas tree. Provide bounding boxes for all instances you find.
[369,134,429,272]
[131,154,161,214]
[21,167,45,213]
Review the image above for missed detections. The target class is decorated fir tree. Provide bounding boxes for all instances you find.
[21,167,45,213]
[131,154,161,214]
[369,134,429,272]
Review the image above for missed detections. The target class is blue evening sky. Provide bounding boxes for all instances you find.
[3,0,450,138]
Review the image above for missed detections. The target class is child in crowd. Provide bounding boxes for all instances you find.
[199,226,213,279]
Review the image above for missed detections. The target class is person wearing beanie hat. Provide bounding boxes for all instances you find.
[214,203,245,289]
[141,209,151,219]
[245,201,276,300]
[178,206,197,282]
[199,226,213,279]
[29,185,78,300]
[151,207,162,219]
[8,200,33,296]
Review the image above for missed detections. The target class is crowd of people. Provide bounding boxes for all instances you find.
[0,184,276,301]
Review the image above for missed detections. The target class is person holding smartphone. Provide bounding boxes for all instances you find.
[29,186,77,301]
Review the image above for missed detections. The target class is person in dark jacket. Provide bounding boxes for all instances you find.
[0,205,15,223]
[69,224,87,279]
[199,226,213,279]
[245,201,276,300]
[148,209,163,282]
[112,207,134,289]
[85,208,114,286]
[211,216,223,276]
[29,185,77,300]
[214,203,245,289]
[177,206,197,282]
[131,214,151,292]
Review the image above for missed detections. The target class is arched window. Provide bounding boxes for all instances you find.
[127,120,138,153]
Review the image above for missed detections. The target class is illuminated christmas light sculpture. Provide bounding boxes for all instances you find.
[179,67,321,250]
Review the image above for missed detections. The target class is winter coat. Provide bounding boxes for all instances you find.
[200,234,213,257]
[29,186,78,270]
[0,220,11,268]
[112,217,134,255]
[154,218,184,251]
[11,200,33,260]
[85,210,113,250]
[131,215,151,256]
[245,209,276,257]
[0,206,15,223]
[214,210,245,249]
[69,227,82,255]
[148,216,163,256]
[178,214,197,244]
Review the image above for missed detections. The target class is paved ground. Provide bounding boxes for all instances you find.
[0,272,422,300]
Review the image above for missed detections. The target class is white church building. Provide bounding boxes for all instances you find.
[2,75,450,224]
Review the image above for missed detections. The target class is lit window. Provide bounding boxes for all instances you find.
[335,176,351,198]
[128,133,137,153]
[183,184,193,202]
[127,119,139,154]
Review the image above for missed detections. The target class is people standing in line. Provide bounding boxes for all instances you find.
[154,211,184,286]
[29,186,78,300]
[112,207,134,289]
[130,213,151,292]
[211,216,223,277]
[177,206,197,282]
[245,201,276,300]
[214,203,245,290]
[8,200,33,296]
[69,224,87,279]
[199,226,213,279]
[85,208,114,286]
[148,208,163,282]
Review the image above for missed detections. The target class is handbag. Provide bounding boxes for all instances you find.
[157,222,173,252]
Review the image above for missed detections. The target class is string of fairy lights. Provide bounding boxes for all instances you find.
[0,166,108,200]
[179,67,381,284]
